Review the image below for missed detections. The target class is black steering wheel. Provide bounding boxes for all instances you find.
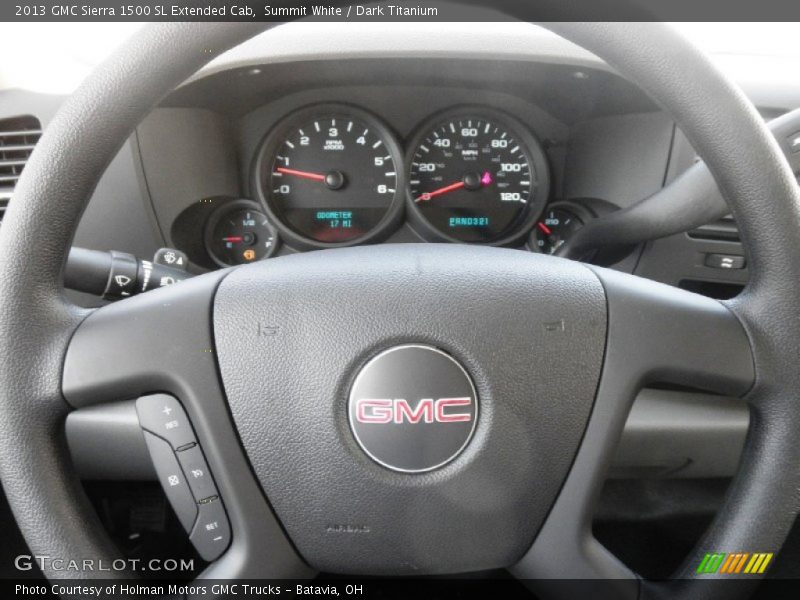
[1,19,799,600]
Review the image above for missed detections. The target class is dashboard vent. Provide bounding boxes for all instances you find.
[688,214,740,242]
[0,115,42,222]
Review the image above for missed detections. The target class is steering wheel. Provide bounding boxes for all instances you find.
[1,19,799,600]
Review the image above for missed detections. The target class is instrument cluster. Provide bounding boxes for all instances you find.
[206,103,562,266]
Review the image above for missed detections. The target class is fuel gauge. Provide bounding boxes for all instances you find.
[205,199,279,267]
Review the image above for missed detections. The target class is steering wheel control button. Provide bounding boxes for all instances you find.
[189,498,231,561]
[705,253,746,270]
[348,344,478,473]
[136,394,196,450]
[137,394,231,558]
[141,431,198,532]
[177,445,219,503]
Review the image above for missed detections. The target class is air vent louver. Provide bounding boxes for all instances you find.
[0,115,42,222]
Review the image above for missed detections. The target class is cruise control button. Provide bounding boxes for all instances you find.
[136,394,196,450]
[189,498,231,561]
[177,445,218,503]
[142,431,197,532]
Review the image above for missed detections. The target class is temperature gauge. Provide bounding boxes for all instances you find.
[205,200,279,267]
[530,205,587,255]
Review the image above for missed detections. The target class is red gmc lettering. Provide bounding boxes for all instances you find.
[355,398,472,424]
[435,397,472,422]
[356,399,392,423]
[395,399,434,423]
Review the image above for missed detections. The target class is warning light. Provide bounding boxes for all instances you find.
[243,249,256,261]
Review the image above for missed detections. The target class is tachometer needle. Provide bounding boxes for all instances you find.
[275,167,326,182]
[416,181,466,203]
[537,222,553,235]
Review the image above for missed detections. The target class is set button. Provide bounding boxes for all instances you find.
[190,498,232,561]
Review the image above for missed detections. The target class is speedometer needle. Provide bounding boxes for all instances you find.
[416,181,465,202]
[275,167,326,182]
[415,171,493,203]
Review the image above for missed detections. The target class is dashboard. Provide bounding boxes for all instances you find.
[132,54,670,279]
[5,23,798,306]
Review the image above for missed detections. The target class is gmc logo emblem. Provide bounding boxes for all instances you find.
[355,398,472,424]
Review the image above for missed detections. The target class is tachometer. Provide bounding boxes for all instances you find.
[407,109,549,244]
[254,104,405,248]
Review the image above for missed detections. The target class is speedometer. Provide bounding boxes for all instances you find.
[254,104,405,248]
[407,109,549,244]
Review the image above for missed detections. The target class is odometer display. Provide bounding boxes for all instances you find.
[407,112,549,244]
[255,105,404,247]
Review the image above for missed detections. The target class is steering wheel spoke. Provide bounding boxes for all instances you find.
[513,267,754,595]
[63,272,225,408]
[62,272,312,579]
[591,266,755,397]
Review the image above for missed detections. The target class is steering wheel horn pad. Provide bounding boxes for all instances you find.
[214,244,607,574]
